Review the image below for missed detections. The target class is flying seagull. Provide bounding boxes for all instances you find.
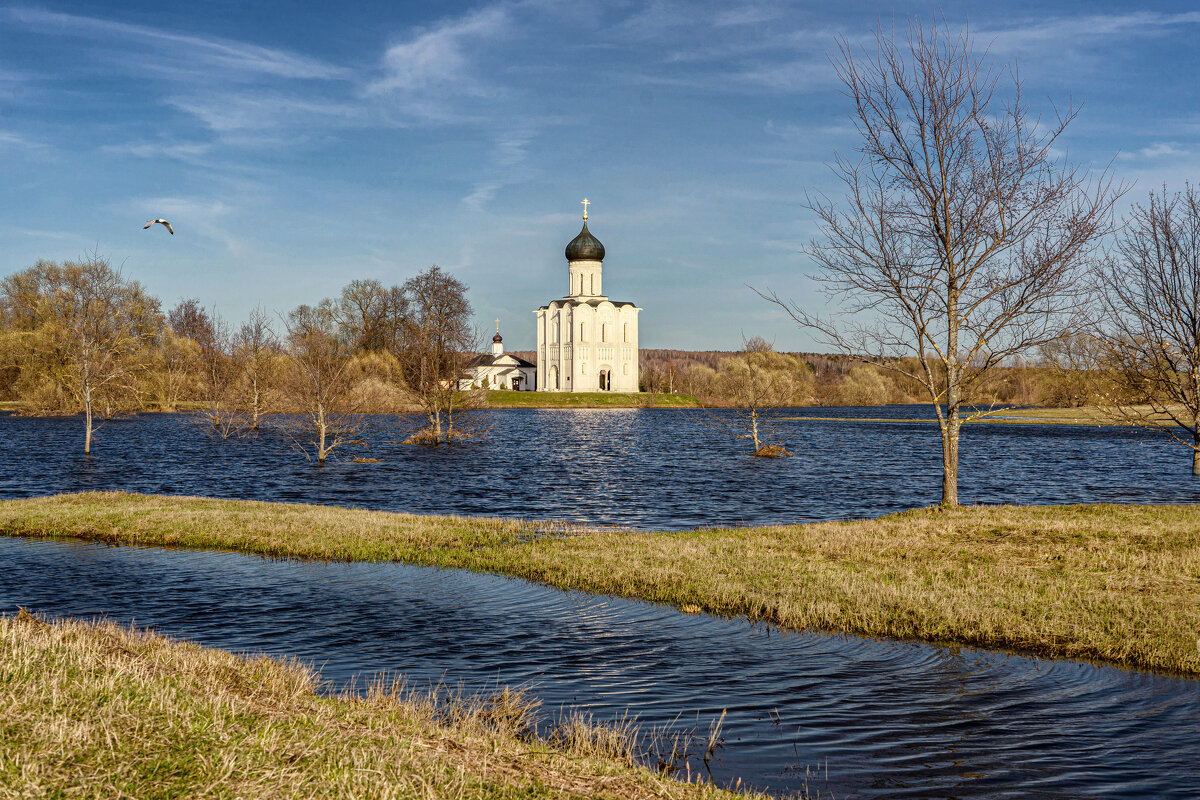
[143,218,174,235]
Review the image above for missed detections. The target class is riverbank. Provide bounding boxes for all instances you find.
[0,611,754,799]
[2,493,1197,675]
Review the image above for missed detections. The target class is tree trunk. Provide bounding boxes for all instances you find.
[941,413,959,506]
[317,407,327,464]
[84,401,93,456]
[1193,431,1200,475]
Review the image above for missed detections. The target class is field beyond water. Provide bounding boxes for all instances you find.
[1,492,1197,676]
[0,610,754,799]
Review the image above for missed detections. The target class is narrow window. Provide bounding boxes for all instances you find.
[623,323,628,343]
[590,274,595,294]
[580,323,586,342]
[602,323,608,342]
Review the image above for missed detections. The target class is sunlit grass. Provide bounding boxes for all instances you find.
[0,610,758,799]
[1,492,1198,675]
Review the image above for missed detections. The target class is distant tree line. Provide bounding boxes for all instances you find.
[635,347,1109,409]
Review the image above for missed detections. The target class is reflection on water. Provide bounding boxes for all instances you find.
[3,408,1200,528]
[2,537,1198,799]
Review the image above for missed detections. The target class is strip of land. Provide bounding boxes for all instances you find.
[0,610,754,799]
[1,493,1197,676]
[483,390,699,408]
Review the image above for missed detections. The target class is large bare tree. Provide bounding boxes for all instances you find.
[1,255,160,454]
[397,266,487,445]
[766,19,1119,505]
[1098,185,1200,473]
[276,304,367,464]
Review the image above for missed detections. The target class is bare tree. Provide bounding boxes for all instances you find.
[1098,185,1200,473]
[333,279,409,354]
[397,266,488,445]
[764,19,1119,505]
[1,255,160,454]
[193,309,239,438]
[230,307,280,432]
[167,298,213,342]
[275,304,367,464]
[700,337,808,456]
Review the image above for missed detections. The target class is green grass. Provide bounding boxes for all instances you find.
[2,493,1198,676]
[484,391,699,408]
[0,610,760,799]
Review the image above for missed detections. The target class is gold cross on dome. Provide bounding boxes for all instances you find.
[581,198,590,220]
[495,318,500,333]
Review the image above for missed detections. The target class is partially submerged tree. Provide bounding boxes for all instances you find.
[194,310,239,439]
[397,266,488,445]
[703,337,809,456]
[1097,185,1200,473]
[765,19,1119,505]
[276,304,367,464]
[0,255,161,454]
[230,307,280,432]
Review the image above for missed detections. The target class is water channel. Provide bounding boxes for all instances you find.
[2,409,1199,797]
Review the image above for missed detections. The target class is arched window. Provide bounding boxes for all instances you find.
[590,274,595,295]
[551,315,559,343]
[602,323,608,342]
[580,322,586,342]
[623,323,628,343]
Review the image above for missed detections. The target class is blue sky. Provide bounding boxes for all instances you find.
[3,1,1200,351]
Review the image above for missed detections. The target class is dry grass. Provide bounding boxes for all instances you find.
[1,493,1198,675]
[0,611,762,799]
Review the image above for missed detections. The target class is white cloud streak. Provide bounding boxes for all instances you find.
[6,7,350,81]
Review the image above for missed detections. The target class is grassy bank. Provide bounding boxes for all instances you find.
[783,404,1194,426]
[2,493,1198,675]
[484,390,699,408]
[0,611,756,799]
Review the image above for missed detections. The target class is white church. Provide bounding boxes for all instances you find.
[534,202,641,392]
[464,201,642,393]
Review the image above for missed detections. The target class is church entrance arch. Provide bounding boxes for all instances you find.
[598,369,610,391]
[550,365,559,390]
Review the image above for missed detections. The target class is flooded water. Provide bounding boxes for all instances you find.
[2,408,1200,528]
[3,409,1200,797]
[3,537,1197,799]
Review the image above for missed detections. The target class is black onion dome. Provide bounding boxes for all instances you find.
[565,221,605,261]
[492,332,503,343]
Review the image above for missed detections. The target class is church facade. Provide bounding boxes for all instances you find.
[535,206,641,392]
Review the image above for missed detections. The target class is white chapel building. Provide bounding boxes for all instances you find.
[535,204,641,392]
[462,324,537,391]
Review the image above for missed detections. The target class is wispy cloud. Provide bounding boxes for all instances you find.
[462,128,536,210]
[1125,142,1189,160]
[367,5,509,96]
[101,141,214,162]
[979,11,1200,53]
[0,130,47,152]
[6,7,349,82]
[168,93,362,135]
